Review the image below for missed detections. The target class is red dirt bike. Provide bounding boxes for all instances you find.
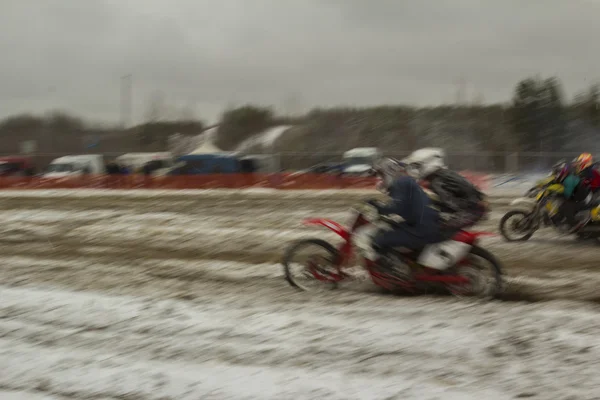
[282,201,503,298]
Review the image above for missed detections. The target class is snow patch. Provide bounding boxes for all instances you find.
[235,125,293,152]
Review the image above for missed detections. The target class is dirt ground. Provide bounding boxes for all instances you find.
[0,193,596,303]
[1,191,600,399]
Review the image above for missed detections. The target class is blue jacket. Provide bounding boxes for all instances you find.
[378,175,440,233]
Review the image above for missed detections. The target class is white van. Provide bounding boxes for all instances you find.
[44,154,105,178]
[115,152,173,175]
[342,147,382,175]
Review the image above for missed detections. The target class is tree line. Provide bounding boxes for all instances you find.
[0,76,598,161]
[512,77,600,152]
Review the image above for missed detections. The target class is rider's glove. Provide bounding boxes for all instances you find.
[366,199,384,212]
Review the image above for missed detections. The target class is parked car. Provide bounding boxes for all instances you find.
[43,155,105,178]
[0,156,35,177]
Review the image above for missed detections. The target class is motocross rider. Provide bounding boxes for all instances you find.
[401,148,488,234]
[552,163,589,231]
[574,153,600,193]
[572,153,600,224]
[541,156,597,232]
[365,158,444,264]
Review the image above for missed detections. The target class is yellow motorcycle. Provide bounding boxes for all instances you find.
[524,176,554,197]
[501,184,600,242]
[523,159,567,198]
[500,184,569,241]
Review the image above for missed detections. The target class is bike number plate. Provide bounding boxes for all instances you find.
[417,241,471,270]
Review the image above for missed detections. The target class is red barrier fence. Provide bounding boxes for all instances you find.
[0,172,490,191]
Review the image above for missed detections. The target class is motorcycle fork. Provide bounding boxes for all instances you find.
[522,207,541,230]
[325,239,358,280]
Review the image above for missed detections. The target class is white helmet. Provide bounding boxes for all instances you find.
[402,148,446,179]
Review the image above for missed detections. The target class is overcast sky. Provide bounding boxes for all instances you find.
[1,0,599,125]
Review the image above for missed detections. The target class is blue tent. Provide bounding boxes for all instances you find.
[169,154,241,175]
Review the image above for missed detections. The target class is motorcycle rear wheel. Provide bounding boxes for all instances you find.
[446,246,504,299]
[576,231,600,245]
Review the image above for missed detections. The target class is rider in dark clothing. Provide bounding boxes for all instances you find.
[425,168,487,234]
[368,158,444,256]
[401,148,487,235]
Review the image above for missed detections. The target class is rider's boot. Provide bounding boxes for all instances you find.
[590,205,600,222]
[570,211,591,233]
[371,245,413,281]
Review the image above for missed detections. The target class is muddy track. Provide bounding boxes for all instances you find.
[2,193,600,398]
[2,278,600,399]
[0,195,596,306]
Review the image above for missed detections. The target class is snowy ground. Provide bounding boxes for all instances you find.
[1,191,600,399]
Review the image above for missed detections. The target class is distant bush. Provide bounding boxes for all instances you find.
[216,105,275,150]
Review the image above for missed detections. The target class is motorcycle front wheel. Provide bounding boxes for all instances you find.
[282,239,342,291]
[499,210,535,242]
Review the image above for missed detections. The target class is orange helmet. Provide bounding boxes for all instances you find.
[574,153,593,173]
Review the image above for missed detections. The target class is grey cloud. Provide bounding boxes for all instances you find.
[0,0,598,124]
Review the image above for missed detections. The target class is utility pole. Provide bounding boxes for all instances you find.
[120,74,132,129]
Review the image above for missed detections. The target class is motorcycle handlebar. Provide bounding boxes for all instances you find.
[351,199,382,221]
